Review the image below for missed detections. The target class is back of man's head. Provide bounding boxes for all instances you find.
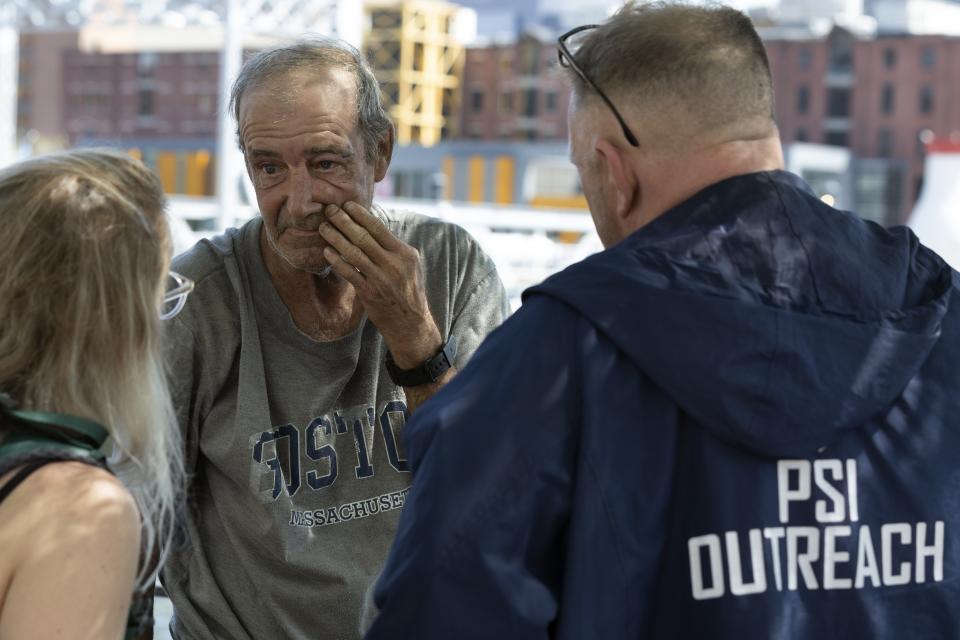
[569,1,776,152]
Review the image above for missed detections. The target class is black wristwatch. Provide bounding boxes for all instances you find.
[385,336,458,387]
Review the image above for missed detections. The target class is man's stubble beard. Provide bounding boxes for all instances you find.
[267,229,336,279]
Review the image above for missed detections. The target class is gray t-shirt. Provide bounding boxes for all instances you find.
[162,206,509,640]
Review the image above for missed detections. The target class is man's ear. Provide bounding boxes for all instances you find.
[374,124,395,182]
[595,138,639,220]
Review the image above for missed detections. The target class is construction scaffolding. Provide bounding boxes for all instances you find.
[364,0,467,147]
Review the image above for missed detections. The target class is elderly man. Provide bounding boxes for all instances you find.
[161,38,508,639]
[367,2,960,638]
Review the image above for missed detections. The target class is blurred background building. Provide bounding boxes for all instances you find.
[459,30,572,143]
[762,1,960,224]
[9,0,364,198]
[2,0,960,276]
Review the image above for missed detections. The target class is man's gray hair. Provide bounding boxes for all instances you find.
[230,36,393,163]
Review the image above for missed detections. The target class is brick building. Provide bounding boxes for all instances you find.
[62,50,220,143]
[17,30,220,195]
[459,32,571,142]
[66,49,220,195]
[766,26,960,223]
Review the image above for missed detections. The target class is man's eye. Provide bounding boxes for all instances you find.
[316,160,335,170]
[260,164,278,175]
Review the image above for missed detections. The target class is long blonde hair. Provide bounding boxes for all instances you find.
[0,148,183,587]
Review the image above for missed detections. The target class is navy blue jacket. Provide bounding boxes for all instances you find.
[366,171,960,639]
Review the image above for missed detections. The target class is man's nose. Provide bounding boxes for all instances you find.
[285,167,316,218]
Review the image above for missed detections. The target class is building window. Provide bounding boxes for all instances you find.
[796,128,808,142]
[828,40,853,73]
[470,89,484,112]
[519,42,540,75]
[919,86,934,114]
[883,47,897,69]
[138,89,154,116]
[855,163,902,226]
[136,52,157,77]
[878,129,893,157]
[921,46,936,69]
[545,91,557,113]
[826,88,851,117]
[881,84,895,116]
[825,131,849,147]
[499,91,513,114]
[798,47,812,71]
[523,89,538,117]
[797,84,810,114]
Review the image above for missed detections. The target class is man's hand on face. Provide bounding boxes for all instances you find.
[319,202,443,369]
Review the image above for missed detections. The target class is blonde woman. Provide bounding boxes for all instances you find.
[0,149,187,639]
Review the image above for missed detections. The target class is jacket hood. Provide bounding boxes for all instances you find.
[526,171,954,458]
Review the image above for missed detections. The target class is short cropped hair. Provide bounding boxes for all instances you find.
[230,36,393,163]
[567,1,776,146]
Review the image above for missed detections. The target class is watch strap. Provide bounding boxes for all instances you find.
[385,336,458,387]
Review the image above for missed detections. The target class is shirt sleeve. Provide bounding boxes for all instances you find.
[450,266,511,370]
[419,218,510,370]
[365,297,583,640]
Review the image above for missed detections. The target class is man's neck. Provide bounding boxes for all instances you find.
[635,134,785,230]
[259,229,363,341]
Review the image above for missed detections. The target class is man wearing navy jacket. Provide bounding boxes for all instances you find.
[366,2,960,638]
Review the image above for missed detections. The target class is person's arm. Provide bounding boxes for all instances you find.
[402,262,509,413]
[365,298,582,640]
[0,461,141,640]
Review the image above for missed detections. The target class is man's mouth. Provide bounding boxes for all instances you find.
[286,226,319,237]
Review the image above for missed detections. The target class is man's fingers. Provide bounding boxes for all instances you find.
[340,201,403,251]
[322,246,366,286]
[318,220,378,276]
[323,204,387,262]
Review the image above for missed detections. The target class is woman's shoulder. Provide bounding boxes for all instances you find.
[0,462,142,638]
[1,460,140,552]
